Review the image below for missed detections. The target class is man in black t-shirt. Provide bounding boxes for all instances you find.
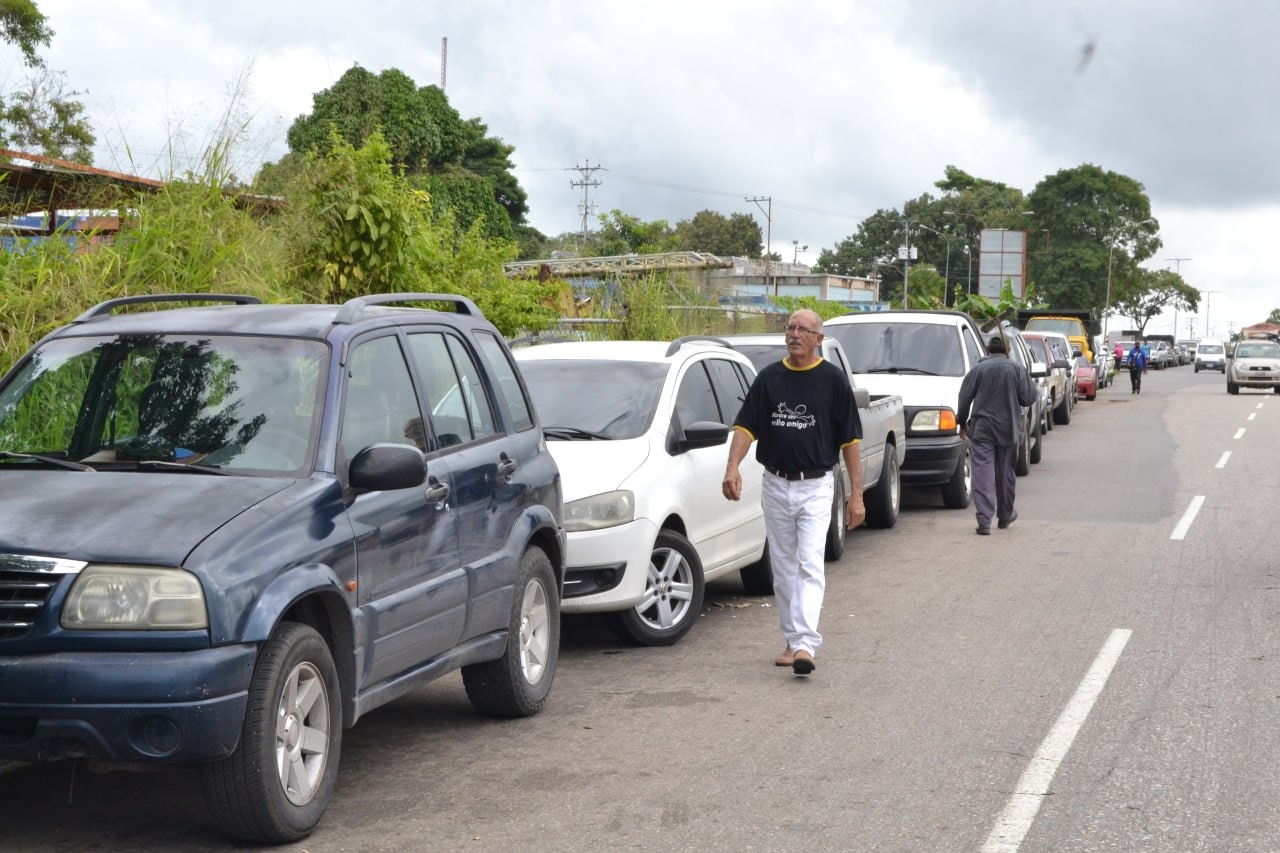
[723,309,864,676]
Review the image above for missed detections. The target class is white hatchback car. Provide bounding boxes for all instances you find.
[513,338,768,645]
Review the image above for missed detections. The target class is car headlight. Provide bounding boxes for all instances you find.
[909,408,957,433]
[62,565,207,630]
[564,490,635,532]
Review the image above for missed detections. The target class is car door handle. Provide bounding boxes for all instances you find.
[496,455,518,477]
[425,481,451,506]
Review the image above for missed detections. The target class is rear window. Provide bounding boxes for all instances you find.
[1198,345,1223,354]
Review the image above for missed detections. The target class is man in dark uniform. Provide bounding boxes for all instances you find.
[957,334,1037,536]
[723,309,864,675]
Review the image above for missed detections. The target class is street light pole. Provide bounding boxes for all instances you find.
[964,245,973,295]
[1199,289,1220,338]
[1167,257,1192,344]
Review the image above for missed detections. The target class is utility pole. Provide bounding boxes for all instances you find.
[440,37,447,91]
[571,160,602,244]
[899,221,917,307]
[746,196,773,295]
[1199,289,1220,339]
[1167,257,1191,342]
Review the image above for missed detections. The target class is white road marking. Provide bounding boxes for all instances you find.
[1216,451,1231,469]
[1171,495,1206,541]
[982,629,1133,853]
[1234,428,1246,439]
[1248,413,1257,421]
[1257,403,1265,409]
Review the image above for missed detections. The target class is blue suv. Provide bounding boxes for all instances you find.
[0,293,564,842]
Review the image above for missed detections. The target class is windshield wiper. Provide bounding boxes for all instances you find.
[862,366,941,376]
[135,459,230,475]
[0,451,96,472]
[542,425,610,440]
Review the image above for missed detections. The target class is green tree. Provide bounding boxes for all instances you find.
[0,0,51,66]
[0,1,95,162]
[673,210,763,257]
[1267,307,1280,325]
[2,68,93,160]
[586,210,678,256]
[1025,164,1160,311]
[269,65,528,234]
[1113,268,1198,337]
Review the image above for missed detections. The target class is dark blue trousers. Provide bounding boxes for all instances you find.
[970,440,1016,527]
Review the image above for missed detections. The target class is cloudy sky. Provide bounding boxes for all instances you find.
[25,0,1280,338]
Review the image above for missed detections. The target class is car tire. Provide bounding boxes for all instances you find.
[864,449,900,529]
[1228,381,1239,395]
[1194,365,1200,373]
[463,546,559,716]
[941,445,972,509]
[1044,397,1054,431]
[1015,419,1030,477]
[1053,393,1071,425]
[825,473,847,561]
[200,623,342,844]
[739,542,773,596]
[1029,414,1042,464]
[609,530,704,646]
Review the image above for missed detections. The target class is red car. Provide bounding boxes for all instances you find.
[1074,355,1098,400]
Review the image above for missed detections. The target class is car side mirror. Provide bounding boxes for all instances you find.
[675,420,730,452]
[349,443,428,492]
[1054,358,1071,370]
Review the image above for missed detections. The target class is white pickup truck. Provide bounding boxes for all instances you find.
[723,333,907,560]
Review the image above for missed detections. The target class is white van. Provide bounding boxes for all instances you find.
[1195,339,1226,373]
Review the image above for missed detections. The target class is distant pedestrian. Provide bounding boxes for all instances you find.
[1129,341,1148,393]
[957,334,1037,536]
[723,309,864,676]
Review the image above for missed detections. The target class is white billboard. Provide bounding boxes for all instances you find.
[977,229,1027,299]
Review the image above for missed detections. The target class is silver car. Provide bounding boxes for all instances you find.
[1227,339,1280,394]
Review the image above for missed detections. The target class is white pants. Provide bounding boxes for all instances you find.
[762,470,833,656]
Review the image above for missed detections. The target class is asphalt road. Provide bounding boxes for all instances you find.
[4,365,1279,852]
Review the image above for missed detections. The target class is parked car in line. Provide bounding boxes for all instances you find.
[723,333,907,557]
[1195,340,1227,373]
[1074,355,1099,400]
[0,293,566,843]
[823,310,986,508]
[1041,330,1081,407]
[512,337,770,643]
[1022,331,1073,426]
[1149,341,1175,370]
[1226,338,1280,394]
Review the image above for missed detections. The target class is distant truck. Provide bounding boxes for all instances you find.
[1017,309,1099,364]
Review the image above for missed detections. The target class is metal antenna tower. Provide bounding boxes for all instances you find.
[571,160,602,242]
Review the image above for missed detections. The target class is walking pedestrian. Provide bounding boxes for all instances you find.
[722,309,864,676]
[1129,340,1148,393]
[957,334,1037,536]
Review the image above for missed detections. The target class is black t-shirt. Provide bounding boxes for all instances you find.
[734,358,863,472]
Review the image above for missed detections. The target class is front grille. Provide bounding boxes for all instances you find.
[0,555,85,640]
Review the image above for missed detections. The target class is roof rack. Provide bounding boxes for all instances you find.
[665,335,732,357]
[333,293,482,325]
[73,294,261,323]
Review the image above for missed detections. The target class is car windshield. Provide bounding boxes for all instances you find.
[1233,342,1280,358]
[0,334,325,473]
[1075,356,1092,369]
[826,322,965,376]
[517,359,666,439]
